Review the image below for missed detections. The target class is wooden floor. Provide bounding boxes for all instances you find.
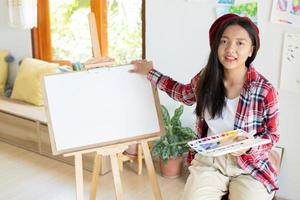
[0,141,186,200]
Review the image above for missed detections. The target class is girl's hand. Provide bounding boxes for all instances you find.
[129,60,153,75]
[230,131,254,156]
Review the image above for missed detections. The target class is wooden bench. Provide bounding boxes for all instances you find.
[0,96,111,174]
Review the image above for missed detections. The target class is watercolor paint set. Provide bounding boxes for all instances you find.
[188,129,271,157]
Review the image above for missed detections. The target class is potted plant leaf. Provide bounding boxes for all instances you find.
[152,104,195,178]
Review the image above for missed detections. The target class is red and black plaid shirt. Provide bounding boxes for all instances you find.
[147,65,279,193]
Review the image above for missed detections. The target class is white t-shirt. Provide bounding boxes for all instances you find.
[204,97,239,136]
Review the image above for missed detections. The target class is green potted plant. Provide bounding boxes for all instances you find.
[152,104,195,178]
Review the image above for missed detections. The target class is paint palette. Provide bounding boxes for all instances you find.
[188,129,271,157]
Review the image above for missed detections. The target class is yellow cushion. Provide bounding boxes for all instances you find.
[11,58,59,106]
[0,51,9,95]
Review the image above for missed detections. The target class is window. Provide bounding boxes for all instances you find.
[107,0,143,64]
[32,0,144,65]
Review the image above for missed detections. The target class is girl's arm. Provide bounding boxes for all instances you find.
[147,69,200,106]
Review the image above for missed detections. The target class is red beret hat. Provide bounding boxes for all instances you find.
[209,13,260,50]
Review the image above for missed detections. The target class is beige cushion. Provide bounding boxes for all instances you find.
[11,58,59,106]
[0,51,9,95]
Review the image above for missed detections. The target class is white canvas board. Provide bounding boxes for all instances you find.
[43,65,162,155]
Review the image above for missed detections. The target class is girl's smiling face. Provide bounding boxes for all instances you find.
[217,25,254,71]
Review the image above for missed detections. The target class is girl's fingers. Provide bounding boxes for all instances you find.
[129,59,153,75]
[235,135,247,141]
[231,151,243,156]
[131,60,139,64]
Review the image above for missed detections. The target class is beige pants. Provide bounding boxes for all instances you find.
[182,154,274,200]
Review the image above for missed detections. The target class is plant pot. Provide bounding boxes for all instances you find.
[159,157,183,178]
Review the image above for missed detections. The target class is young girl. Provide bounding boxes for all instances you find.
[130,13,279,200]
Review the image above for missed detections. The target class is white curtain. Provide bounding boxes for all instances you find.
[8,0,37,29]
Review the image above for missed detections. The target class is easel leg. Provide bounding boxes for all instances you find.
[75,154,84,200]
[141,140,162,200]
[137,143,143,175]
[110,154,124,200]
[118,153,124,172]
[90,154,101,200]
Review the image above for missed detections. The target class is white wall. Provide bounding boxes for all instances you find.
[146,0,300,200]
[0,0,32,87]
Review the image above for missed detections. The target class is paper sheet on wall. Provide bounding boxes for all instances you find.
[217,0,235,4]
[280,33,300,93]
[217,0,256,4]
[270,0,300,27]
[216,2,258,24]
[235,0,257,4]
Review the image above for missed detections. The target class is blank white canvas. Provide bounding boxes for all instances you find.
[43,65,161,155]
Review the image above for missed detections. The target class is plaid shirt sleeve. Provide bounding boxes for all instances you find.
[247,86,279,155]
[147,69,199,106]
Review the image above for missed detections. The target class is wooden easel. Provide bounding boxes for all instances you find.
[62,12,162,200]
[64,137,161,200]
[84,12,114,69]
[88,12,101,58]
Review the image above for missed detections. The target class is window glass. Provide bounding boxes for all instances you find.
[107,0,142,65]
[50,0,92,62]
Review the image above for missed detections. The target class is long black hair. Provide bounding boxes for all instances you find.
[195,18,259,119]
